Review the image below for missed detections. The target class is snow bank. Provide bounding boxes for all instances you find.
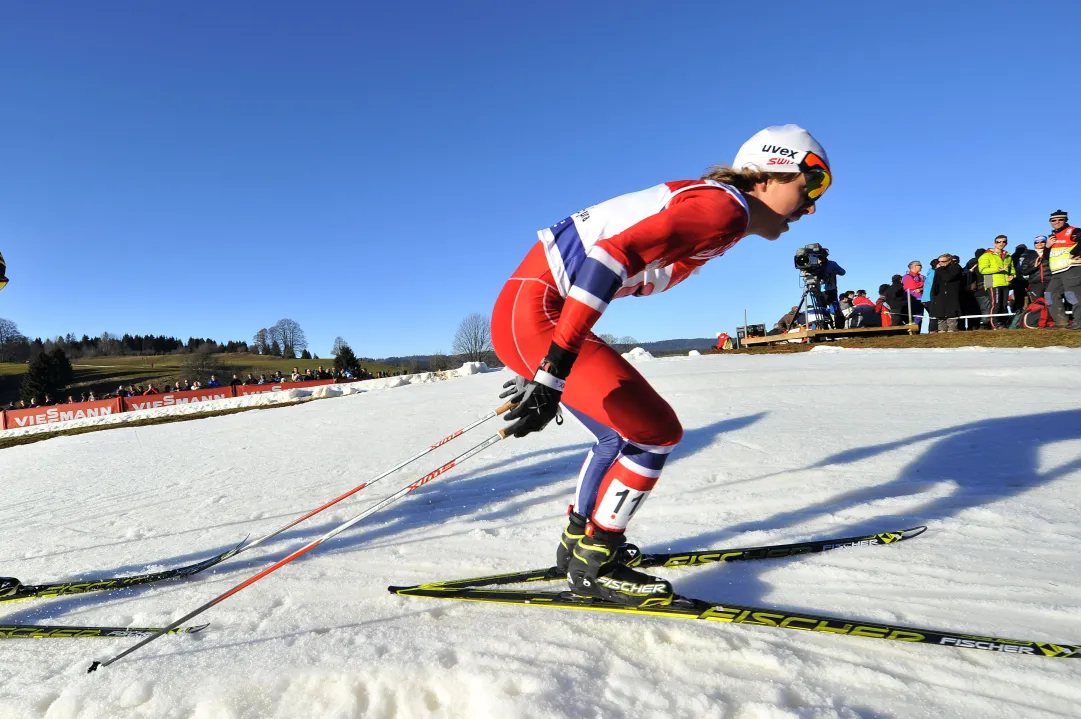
[621,347,655,362]
[687,350,701,357]
[454,361,490,376]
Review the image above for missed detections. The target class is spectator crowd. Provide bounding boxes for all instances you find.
[6,364,405,411]
[831,209,1080,332]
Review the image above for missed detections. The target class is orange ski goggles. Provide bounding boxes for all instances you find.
[800,152,832,203]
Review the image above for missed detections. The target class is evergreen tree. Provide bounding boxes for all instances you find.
[334,343,360,374]
[300,349,312,360]
[20,348,73,403]
[268,338,282,357]
[50,347,74,388]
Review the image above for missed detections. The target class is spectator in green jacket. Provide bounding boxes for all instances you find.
[977,235,1016,329]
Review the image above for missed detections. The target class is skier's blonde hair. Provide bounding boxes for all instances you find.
[701,166,800,194]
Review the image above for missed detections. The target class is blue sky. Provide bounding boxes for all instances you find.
[2,2,1078,357]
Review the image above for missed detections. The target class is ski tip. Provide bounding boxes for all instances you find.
[87,660,101,674]
[187,623,211,634]
[902,526,928,539]
[388,586,410,594]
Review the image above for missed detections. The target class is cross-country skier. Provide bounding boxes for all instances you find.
[491,125,831,606]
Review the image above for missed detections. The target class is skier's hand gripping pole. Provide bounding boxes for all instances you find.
[502,342,577,438]
[88,426,510,672]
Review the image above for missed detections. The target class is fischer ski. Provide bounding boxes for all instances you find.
[390,586,1081,659]
[390,524,1079,658]
[393,525,927,592]
[0,541,245,605]
[1,623,209,639]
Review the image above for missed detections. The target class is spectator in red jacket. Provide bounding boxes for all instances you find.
[875,284,894,327]
[845,290,877,327]
[143,383,160,395]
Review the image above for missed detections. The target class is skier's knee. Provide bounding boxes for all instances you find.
[644,418,682,448]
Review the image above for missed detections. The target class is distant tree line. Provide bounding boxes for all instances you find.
[0,317,318,364]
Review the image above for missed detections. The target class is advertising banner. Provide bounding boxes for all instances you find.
[122,387,236,412]
[3,398,124,429]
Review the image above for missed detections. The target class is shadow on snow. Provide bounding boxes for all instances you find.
[1,413,765,625]
[673,408,1081,609]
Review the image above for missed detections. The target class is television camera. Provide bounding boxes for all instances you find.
[792,244,841,330]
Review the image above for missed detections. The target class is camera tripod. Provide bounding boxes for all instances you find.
[794,273,836,330]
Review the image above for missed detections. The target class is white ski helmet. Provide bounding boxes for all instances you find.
[732,124,830,175]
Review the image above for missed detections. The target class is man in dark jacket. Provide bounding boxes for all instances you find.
[1018,236,1051,303]
[886,275,909,326]
[1010,243,1029,312]
[769,305,801,334]
[930,254,963,331]
[963,249,987,330]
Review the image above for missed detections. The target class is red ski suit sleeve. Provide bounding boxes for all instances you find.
[553,188,748,354]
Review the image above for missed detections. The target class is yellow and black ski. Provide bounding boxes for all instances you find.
[391,585,1080,658]
[0,623,209,639]
[1,540,245,605]
[393,525,926,592]
[390,526,1080,658]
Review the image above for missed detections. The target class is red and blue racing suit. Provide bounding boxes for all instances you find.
[491,180,749,532]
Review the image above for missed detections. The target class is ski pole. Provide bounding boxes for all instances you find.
[232,401,515,557]
[88,428,509,672]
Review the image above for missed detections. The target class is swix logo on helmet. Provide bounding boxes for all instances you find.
[766,157,795,166]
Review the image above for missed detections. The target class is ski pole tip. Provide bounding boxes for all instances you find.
[87,661,101,674]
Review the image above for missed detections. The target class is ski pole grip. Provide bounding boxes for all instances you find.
[495,400,516,415]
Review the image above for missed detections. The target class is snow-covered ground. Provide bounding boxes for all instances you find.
[2,348,1080,719]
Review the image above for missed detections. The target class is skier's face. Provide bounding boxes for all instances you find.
[753,174,816,241]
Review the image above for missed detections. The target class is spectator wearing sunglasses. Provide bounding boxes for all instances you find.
[1046,210,1081,329]
[977,235,1015,329]
[1018,236,1051,304]
[930,254,963,332]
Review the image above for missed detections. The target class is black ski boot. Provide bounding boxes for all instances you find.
[566,525,672,607]
[556,512,643,573]
[0,577,21,599]
[556,512,588,573]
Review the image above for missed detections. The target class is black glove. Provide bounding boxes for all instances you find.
[499,375,527,406]
[502,342,577,438]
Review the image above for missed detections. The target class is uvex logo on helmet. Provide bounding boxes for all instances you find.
[763,145,799,158]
